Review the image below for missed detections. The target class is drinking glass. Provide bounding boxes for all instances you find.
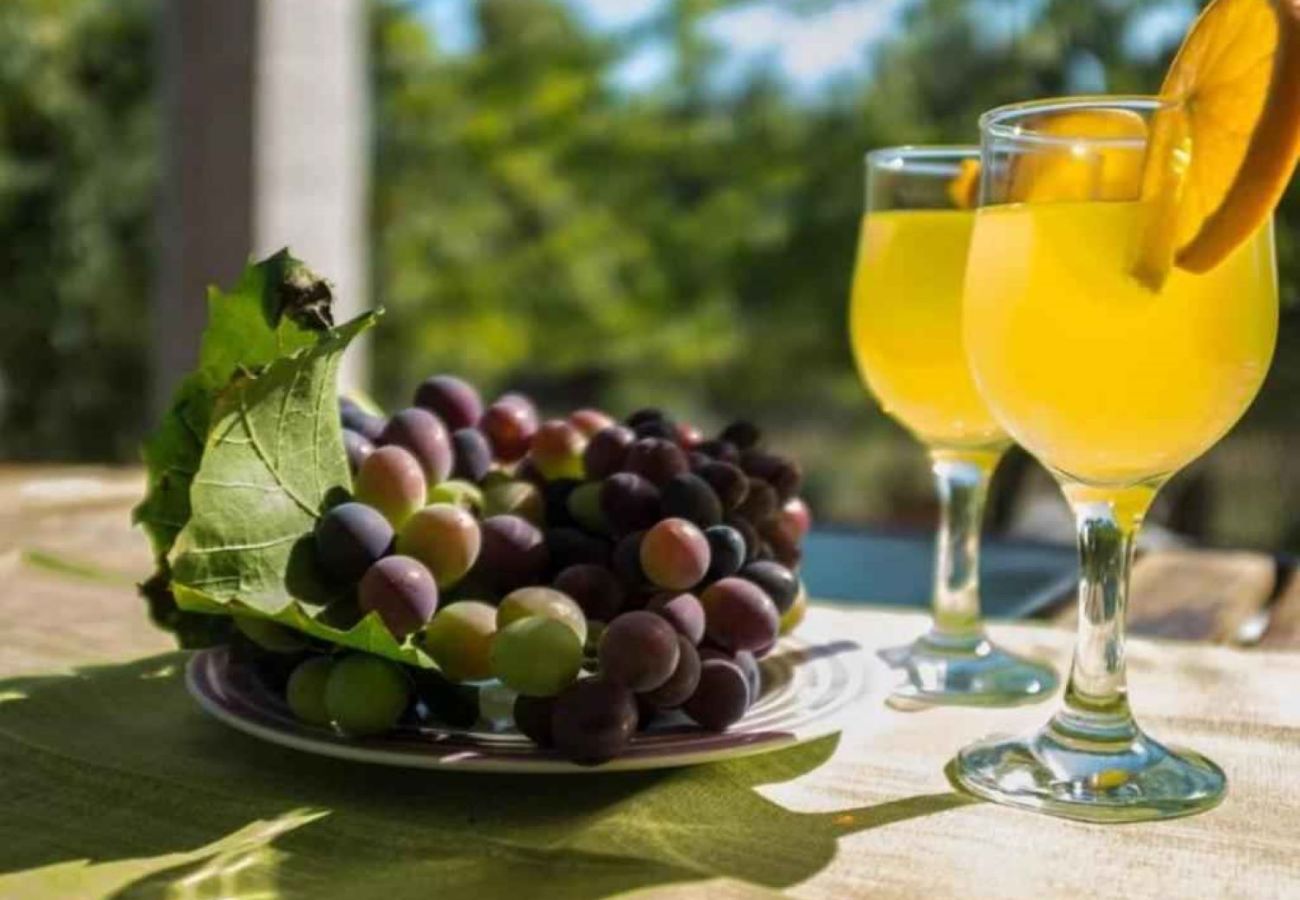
[848,146,1058,706]
[955,96,1277,821]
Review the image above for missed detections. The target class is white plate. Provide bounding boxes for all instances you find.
[186,618,873,773]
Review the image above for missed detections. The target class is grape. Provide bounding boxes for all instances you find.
[497,586,588,644]
[553,564,625,621]
[675,423,703,448]
[720,420,761,451]
[359,555,439,637]
[740,450,803,502]
[489,616,583,696]
[396,504,480,588]
[758,517,803,569]
[450,428,493,483]
[598,610,680,692]
[513,694,556,746]
[340,398,386,441]
[475,515,549,592]
[612,530,647,588]
[624,438,689,487]
[703,525,746,581]
[482,480,545,526]
[286,656,334,726]
[235,615,308,653]
[354,446,427,527]
[642,636,701,708]
[414,374,482,431]
[699,577,779,653]
[531,419,587,480]
[409,667,479,727]
[582,425,635,480]
[380,407,453,484]
[645,591,705,645]
[739,560,798,614]
[633,419,677,441]
[660,473,722,528]
[315,501,395,582]
[687,450,711,471]
[428,479,484,513]
[343,429,374,473]
[700,647,762,704]
[421,600,496,682]
[551,677,638,764]
[734,478,779,525]
[697,461,749,512]
[514,456,547,487]
[780,497,813,540]
[569,408,616,437]
[626,408,667,428]
[780,581,808,635]
[324,654,411,736]
[726,516,762,563]
[639,518,710,591]
[542,478,581,528]
[683,659,749,731]
[565,481,608,534]
[545,527,612,571]
[480,397,539,462]
[599,472,661,535]
[696,439,741,465]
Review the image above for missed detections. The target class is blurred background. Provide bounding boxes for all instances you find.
[2,0,1298,552]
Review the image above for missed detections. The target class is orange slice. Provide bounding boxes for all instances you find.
[1009,110,1149,203]
[1155,0,1300,274]
[947,158,981,209]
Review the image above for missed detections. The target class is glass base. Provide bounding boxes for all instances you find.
[877,630,1058,708]
[953,713,1226,823]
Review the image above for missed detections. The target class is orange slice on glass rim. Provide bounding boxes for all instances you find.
[1135,0,1300,286]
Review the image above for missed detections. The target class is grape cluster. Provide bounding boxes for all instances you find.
[267,381,813,763]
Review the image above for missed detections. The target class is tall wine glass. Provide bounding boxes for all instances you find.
[848,146,1058,706]
[956,97,1277,821]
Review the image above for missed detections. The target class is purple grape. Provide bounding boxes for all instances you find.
[624,438,689,487]
[583,425,635,480]
[720,421,761,451]
[359,555,439,637]
[414,375,482,431]
[661,473,722,528]
[545,527,612,571]
[633,419,677,441]
[514,694,555,747]
[735,477,779,524]
[598,610,681,692]
[696,439,740,465]
[475,515,549,592]
[687,450,711,471]
[642,636,701,708]
[554,564,625,621]
[703,525,746,581]
[739,560,798,614]
[699,577,779,653]
[740,450,803,503]
[645,591,705,645]
[599,472,661,535]
[625,408,668,428]
[683,659,750,731]
[726,516,762,563]
[380,407,453,484]
[700,647,762,706]
[315,501,395,582]
[340,398,386,441]
[450,427,492,482]
[639,518,710,591]
[551,676,638,764]
[698,461,749,511]
[612,530,647,588]
[480,396,539,463]
[342,429,375,474]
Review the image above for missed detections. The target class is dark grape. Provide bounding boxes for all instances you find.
[660,473,722,528]
[740,450,803,502]
[699,577,779,653]
[687,450,711,471]
[642,636,701,708]
[640,518,710,591]
[482,479,545,526]
[696,439,740,465]
[414,375,482,431]
[398,504,481,588]
[739,560,798,614]
[599,472,661,535]
[315,501,395,582]
[758,518,803,569]
[480,396,539,463]
[359,555,439,637]
[551,677,638,764]
[734,478,779,524]
[531,419,587,480]
[582,425,635,480]
[598,610,681,692]
[513,694,556,747]
[354,445,427,526]
[568,408,616,438]
[697,461,749,511]
[624,438,689,487]
[633,419,677,441]
[380,407,453,484]
[720,420,761,451]
[422,600,496,681]
[554,564,625,622]
[286,656,334,726]
[726,516,762,563]
[646,591,706,645]
[542,478,581,528]
[450,428,492,482]
[475,515,549,592]
[611,530,647,588]
[343,429,374,473]
[514,457,547,487]
[675,423,703,448]
[703,525,746,581]
[625,408,668,428]
[635,694,660,731]
[409,667,479,727]
[566,481,608,534]
[683,659,750,731]
[781,496,812,539]
[701,647,762,704]
[545,527,612,571]
[340,398,386,441]
[325,654,411,736]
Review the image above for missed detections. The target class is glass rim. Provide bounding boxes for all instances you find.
[979,94,1180,148]
[864,144,980,167]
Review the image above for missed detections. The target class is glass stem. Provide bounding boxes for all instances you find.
[927,449,1002,645]
[1052,483,1157,743]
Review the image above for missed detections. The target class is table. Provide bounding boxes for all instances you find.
[2,466,1299,898]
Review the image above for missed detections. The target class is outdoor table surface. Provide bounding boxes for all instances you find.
[2,465,1299,898]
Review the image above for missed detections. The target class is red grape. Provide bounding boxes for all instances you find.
[640,518,710,591]
[598,610,681,692]
[359,555,439,637]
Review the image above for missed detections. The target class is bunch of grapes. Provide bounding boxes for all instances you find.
[263,375,813,764]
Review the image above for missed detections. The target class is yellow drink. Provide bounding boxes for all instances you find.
[963,200,1277,485]
[849,209,1007,450]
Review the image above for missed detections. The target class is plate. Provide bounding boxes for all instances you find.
[185,616,873,773]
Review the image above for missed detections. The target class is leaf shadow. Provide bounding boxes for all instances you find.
[0,653,972,899]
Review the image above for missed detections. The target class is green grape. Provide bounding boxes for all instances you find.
[497,587,588,644]
[286,656,334,726]
[482,480,546,526]
[422,600,497,682]
[566,481,609,534]
[489,617,583,697]
[428,479,484,513]
[324,654,411,737]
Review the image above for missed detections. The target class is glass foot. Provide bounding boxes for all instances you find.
[953,715,1226,823]
[877,631,1058,707]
